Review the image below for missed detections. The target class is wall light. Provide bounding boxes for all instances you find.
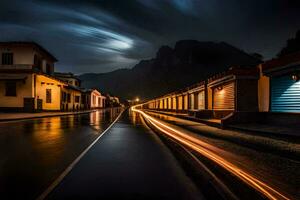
[217,86,223,91]
[291,73,300,81]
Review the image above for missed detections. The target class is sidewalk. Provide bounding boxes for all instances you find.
[147,110,222,128]
[145,110,300,160]
[145,110,299,137]
[0,110,96,122]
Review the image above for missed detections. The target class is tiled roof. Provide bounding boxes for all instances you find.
[207,66,259,83]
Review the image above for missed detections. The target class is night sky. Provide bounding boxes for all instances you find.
[1,0,300,74]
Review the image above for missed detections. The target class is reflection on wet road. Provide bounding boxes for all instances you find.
[0,108,122,199]
[46,109,202,200]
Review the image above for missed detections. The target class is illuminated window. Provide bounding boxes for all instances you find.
[93,95,96,104]
[46,89,51,103]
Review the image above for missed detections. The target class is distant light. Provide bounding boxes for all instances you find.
[217,86,223,91]
[135,97,140,102]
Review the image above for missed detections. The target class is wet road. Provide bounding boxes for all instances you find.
[46,109,202,200]
[0,108,122,200]
[140,109,300,200]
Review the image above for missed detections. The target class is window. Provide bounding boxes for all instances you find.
[5,81,16,96]
[34,55,42,71]
[75,96,80,103]
[81,94,86,104]
[98,97,101,105]
[46,89,51,103]
[46,63,52,74]
[93,95,96,104]
[2,53,13,65]
[62,92,67,102]
[67,93,71,103]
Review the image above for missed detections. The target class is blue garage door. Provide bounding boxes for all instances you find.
[271,75,300,112]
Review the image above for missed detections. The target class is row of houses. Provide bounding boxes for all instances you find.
[0,42,119,112]
[141,51,300,126]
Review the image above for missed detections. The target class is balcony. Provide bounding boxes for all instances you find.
[0,64,33,71]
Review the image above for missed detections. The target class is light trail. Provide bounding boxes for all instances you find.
[132,107,290,200]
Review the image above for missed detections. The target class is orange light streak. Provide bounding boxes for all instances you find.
[132,107,290,200]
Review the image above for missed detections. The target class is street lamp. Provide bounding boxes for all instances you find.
[135,97,140,102]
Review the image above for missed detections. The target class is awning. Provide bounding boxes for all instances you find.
[0,74,28,80]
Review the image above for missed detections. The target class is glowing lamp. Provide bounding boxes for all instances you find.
[291,73,300,81]
[217,86,223,91]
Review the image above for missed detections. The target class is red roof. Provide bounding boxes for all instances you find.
[262,51,300,71]
[207,66,259,83]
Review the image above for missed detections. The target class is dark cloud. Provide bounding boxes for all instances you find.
[0,0,300,74]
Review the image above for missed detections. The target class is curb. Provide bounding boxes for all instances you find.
[228,125,300,139]
[0,110,97,123]
[145,109,222,128]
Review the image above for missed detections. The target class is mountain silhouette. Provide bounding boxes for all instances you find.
[79,40,261,100]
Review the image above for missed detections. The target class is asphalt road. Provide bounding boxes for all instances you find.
[46,109,203,200]
[0,108,122,200]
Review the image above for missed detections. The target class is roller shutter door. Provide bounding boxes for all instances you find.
[172,97,176,110]
[164,99,168,109]
[178,96,183,110]
[189,93,194,110]
[213,82,235,110]
[271,76,300,112]
[184,95,188,110]
[198,91,205,110]
[168,98,172,109]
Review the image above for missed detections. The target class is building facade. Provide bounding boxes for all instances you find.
[0,42,65,111]
[55,72,84,111]
[0,42,110,112]
[207,67,259,118]
[54,72,81,87]
[142,66,259,122]
[82,89,106,109]
[261,52,300,113]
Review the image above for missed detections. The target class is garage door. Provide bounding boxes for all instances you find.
[271,75,300,112]
[197,91,205,110]
[213,82,235,110]
[189,93,194,110]
[172,97,176,110]
[184,95,188,110]
[178,96,183,110]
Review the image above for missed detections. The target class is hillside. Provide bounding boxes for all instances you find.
[79,40,261,100]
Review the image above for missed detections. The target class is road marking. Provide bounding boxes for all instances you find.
[37,109,124,200]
